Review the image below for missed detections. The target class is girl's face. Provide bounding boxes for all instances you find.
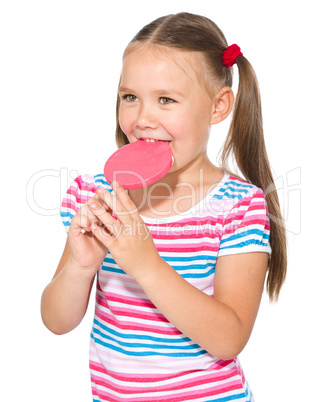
[118,45,217,175]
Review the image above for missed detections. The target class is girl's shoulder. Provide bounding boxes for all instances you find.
[215,173,271,256]
[212,172,266,204]
[68,173,114,193]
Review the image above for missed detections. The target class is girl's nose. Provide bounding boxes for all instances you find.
[135,106,158,130]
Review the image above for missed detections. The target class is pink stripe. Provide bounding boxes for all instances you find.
[103,292,157,309]
[147,217,221,228]
[67,186,94,204]
[95,307,182,336]
[90,367,238,387]
[158,241,218,249]
[224,216,267,234]
[91,372,240,393]
[91,375,243,401]
[225,203,267,223]
[89,360,235,382]
[225,207,266,223]
[151,232,219,240]
[156,244,218,252]
[61,199,77,212]
[229,175,247,183]
[75,175,97,192]
[231,191,265,212]
[104,304,169,324]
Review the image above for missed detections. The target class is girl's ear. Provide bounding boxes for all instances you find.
[210,86,234,125]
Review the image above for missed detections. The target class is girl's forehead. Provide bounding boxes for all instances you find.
[121,44,203,86]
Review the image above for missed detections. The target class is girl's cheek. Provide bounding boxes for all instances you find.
[119,115,132,136]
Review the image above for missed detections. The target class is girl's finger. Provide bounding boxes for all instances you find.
[112,181,141,218]
[88,200,121,239]
[72,204,98,231]
[96,183,140,221]
[91,221,116,246]
[95,186,132,223]
[87,193,111,213]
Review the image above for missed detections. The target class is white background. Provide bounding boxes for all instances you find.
[1,0,326,400]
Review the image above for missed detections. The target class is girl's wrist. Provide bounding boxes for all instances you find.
[67,256,100,280]
[134,256,170,290]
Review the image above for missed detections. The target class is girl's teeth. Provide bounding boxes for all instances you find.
[140,138,170,142]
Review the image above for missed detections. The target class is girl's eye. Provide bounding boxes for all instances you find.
[124,94,138,102]
[160,97,174,105]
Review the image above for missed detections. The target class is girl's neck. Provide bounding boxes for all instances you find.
[128,154,224,219]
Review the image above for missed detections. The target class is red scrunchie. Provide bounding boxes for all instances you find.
[222,44,243,67]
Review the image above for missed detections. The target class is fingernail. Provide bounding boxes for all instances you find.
[97,187,106,194]
[113,181,120,188]
[89,202,98,209]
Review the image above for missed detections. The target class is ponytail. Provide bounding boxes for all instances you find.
[221,55,287,301]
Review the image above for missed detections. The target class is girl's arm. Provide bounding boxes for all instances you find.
[89,183,268,360]
[136,252,267,360]
[41,195,108,335]
[41,239,96,335]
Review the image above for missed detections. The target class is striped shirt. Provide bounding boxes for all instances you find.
[61,172,271,401]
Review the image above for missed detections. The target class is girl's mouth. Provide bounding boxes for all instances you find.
[139,138,171,143]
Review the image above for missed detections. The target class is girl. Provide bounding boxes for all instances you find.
[41,12,287,401]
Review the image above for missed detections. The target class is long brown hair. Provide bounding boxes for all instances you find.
[115,12,287,301]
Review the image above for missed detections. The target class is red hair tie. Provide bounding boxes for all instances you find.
[222,44,243,67]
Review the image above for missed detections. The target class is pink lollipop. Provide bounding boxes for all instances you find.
[104,140,174,190]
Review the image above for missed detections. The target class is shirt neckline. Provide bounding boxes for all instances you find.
[139,172,229,224]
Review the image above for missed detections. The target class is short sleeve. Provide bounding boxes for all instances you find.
[218,188,271,257]
[60,174,97,233]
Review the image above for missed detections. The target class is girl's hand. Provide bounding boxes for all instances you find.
[89,181,161,280]
[68,194,109,274]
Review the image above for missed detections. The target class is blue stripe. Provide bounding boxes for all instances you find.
[220,239,269,251]
[94,174,112,189]
[171,263,215,271]
[94,178,110,186]
[91,333,207,357]
[103,256,117,264]
[206,388,249,402]
[60,211,73,218]
[103,256,216,269]
[103,256,216,265]
[213,191,242,201]
[93,327,200,351]
[93,318,192,344]
[213,181,255,201]
[101,265,126,275]
[94,173,107,181]
[224,185,251,195]
[220,229,268,246]
[227,180,254,189]
[179,267,215,279]
[101,264,216,278]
